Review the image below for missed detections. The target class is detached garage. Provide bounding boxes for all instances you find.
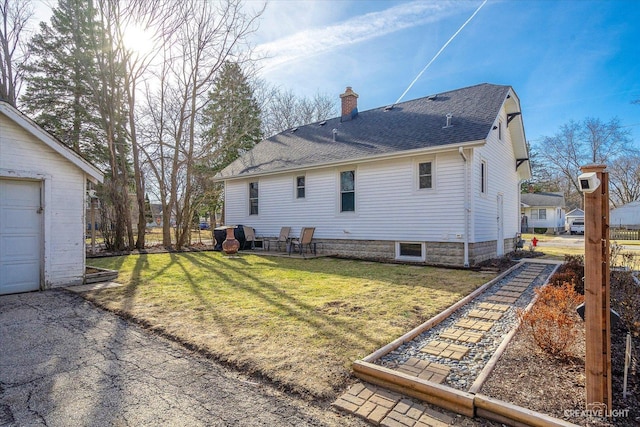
[0,101,103,295]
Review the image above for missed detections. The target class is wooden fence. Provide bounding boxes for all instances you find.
[611,228,640,240]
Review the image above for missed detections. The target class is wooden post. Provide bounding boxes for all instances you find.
[581,164,612,413]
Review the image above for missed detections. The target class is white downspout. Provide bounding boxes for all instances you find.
[459,147,470,267]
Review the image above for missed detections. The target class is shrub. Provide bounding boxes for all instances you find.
[610,242,640,272]
[533,227,548,234]
[548,255,584,294]
[518,282,584,359]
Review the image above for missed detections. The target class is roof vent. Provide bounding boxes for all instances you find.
[332,128,338,142]
[427,94,438,101]
[384,105,393,111]
[443,113,453,128]
[290,127,298,133]
[319,120,327,126]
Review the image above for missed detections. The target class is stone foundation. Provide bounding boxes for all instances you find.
[312,237,518,267]
[314,239,395,261]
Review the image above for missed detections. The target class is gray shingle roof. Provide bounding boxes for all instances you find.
[217,83,512,179]
[521,192,566,208]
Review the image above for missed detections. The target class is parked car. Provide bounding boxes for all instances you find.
[199,222,210,230]
[570,220,585,235]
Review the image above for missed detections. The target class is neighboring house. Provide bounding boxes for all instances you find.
[565,208,585,231]
[610,201,640,230]
[147,203,164,227]
[215,83,531,266]
[520,192,566,234]
[0,101,103,295]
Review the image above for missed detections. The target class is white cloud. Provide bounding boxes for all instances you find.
[255,0,473,73]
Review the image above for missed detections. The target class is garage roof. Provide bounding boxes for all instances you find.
[0,101,103,183]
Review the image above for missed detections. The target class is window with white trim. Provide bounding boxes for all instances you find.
[395,242,426,261]
[531,208,546,220]
[296,176,305,199]
[340,170,355,212]
[418,161,433,189]
[249,181,259,215]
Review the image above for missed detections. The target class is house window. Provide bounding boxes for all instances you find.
[418,161,433,189]
[249,181,258,215]
[480,160,487,194]
[531,209,546,220]
[340,170,355,212]
[296,176,305,199]
[395,242,426,261]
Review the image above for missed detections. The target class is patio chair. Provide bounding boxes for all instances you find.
[266,227,291,251]
[242,226,256,250]
[288,227,316,256]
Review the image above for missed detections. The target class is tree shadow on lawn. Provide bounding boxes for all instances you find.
[247,252,488,290]
[86,251,490,399]
[178,252,385,351]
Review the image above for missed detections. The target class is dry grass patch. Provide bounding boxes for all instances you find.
[85,252,493,400]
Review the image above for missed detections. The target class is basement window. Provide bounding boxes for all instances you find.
[395,242,426,261]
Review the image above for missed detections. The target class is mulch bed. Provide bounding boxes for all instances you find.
[481,270,639,426]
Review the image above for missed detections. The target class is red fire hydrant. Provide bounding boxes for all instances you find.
[532,236,538,247]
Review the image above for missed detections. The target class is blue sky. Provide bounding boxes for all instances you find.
[33,0,640,147]
[251,0,640,147]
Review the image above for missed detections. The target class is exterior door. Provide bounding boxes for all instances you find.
[0,179,42,295]
[496,194,504,256]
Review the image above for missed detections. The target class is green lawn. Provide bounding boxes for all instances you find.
[86,252,494,400]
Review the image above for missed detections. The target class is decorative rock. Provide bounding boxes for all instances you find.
[377,264,556,391]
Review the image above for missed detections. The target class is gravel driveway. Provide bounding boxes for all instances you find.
[0,290,365,426]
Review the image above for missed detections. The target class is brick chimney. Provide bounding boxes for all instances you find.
[340,86,358,122]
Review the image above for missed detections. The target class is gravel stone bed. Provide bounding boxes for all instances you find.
[377,263,557,391]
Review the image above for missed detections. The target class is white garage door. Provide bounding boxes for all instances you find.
[0,179,42,295]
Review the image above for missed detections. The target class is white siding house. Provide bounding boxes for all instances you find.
[520,192,566,234]
[216,84,531,266]
[565,208,584,231]
[610,201,640,230]
[0,101,103,295]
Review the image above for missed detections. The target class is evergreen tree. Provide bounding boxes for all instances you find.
[201,61,262,172]
[20,0,106,164]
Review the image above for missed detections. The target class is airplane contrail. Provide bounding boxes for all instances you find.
[392,0,488,107]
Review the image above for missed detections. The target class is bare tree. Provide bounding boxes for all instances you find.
[106,0,176,249]
[254,80,337,138]
[536,117,634,196]
[0,0,32,105]
[139,0,262,249]
[609,155,640,208]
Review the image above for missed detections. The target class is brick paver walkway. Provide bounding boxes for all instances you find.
[395,357,450,382]
[333,261,555,426]
[420,340,469,360]
[439,328,484,343]
[467,309,503,321]
[333,383,454,427]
